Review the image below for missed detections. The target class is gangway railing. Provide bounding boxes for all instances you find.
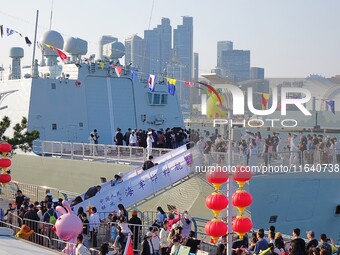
[33,140,172,163]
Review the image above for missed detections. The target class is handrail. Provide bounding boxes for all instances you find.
[33,140,173,163]
[0,181,80,203]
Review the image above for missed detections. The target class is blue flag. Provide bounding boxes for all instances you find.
[325,100,335,114]
[167,78,176,96]
[6,28,14,36]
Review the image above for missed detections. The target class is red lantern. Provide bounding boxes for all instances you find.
[232,190,253,214]
[232,165,252,188]
[206,192,228,217]
[0,173,11,185]
[206,168,228,190]
[232,216,252,238]
[0,158,11,169]
[205,219,228,243]
[0,142,12,155]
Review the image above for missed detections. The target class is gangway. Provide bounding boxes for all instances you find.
[72,144,201,213]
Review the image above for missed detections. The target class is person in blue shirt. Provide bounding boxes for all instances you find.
[111,174,123,186]
[254,230,268,254]
[155,206,167,227]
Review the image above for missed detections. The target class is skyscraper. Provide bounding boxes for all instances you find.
[99,35,117,59]
[217,41,233,67]
[221,50,250,82]
[250,67,265,80]
[125,35,144,70]
[143,18,172,75]
[173,16,193,104]
[192,52,200,104]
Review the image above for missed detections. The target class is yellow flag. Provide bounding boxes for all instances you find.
[99,62,105,70]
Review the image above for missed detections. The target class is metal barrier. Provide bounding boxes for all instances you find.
[0,220,52,249]
[205,149,340,176]
[0,181,80,203]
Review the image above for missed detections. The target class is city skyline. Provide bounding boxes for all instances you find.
[0,0,339,77]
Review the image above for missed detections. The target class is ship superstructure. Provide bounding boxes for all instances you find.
[0,30,184,144]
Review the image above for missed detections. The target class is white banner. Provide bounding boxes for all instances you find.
[73,145,199,213]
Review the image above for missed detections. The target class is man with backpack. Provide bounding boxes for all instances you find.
[43,202,58,236]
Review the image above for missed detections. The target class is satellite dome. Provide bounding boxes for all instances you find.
[40,30,64,56]
[102,41,125,60]
[64,37,88,55]
[9,47,24,58]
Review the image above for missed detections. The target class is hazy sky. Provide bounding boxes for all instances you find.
[1,0,339,77]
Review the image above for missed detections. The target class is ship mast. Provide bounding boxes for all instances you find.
[31,10,39,76]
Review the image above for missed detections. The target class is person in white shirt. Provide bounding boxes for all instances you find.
[290,134,298,165]
[129,130,137,146]
[88,207,100,248]
[334,138,340,163]
[196,136,205,154]
[147,131,154,158]
[151,227,161,255]
[118,216,132,236]
[75,234,91,255]
[159,220,170,255]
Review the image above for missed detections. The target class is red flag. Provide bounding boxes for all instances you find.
[57,49,67,61]
[123,235,134,255]
[114,65,122,77]
[185,81,192,87]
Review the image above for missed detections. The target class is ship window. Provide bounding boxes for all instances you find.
[161,94,168,104]
[52,123,57,130]
[336,205,340,214]
[148,93,153,104]
[153,94,161,104]
[79,122,83,127]
[147,92,167,106]
[51,83,56,89]
[269,215,278,223]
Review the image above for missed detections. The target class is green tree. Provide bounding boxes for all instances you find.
[0,116,40,152]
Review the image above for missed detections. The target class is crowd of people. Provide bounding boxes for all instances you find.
[191,128,340,167]
[217,226,339,255]
[2,189,340,255]
[88,127,191,151]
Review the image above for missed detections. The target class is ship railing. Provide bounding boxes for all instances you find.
[36,140,173,163]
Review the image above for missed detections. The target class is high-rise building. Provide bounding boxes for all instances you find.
[125,35,144,70]
[99,35,117,59]
[221,50,250,82]
[217,41,233,67]
[173,16,193,104]
[192,52,200,104]
[250,67,265,80]
[143,18,172,75]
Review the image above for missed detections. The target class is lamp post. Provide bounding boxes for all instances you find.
[227,110,233,255]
